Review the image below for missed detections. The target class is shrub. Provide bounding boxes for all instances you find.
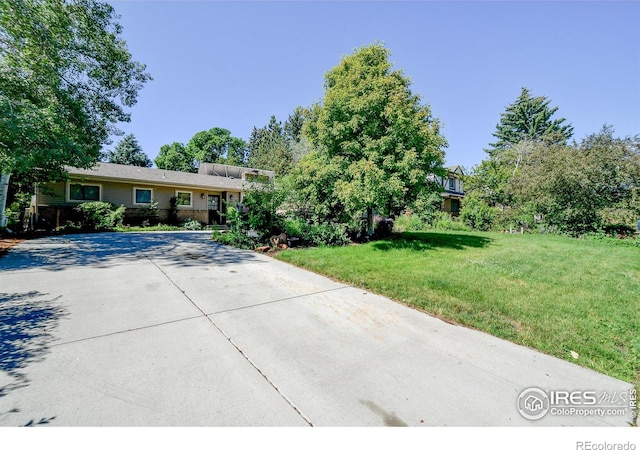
[284,217,306,237]
[601,223,636,237]
[393,213,425,232]
[167,197,179,225]
[432,212,471,232]
[243,183,286,239]
[181,219,203,230]
[74,201,126,231]
[305,222,350,247]
[212,229,259,249]
[459,191,496,231]
[137,200,160,226]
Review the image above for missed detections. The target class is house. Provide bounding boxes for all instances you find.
[35,162,274,228]
[428,165,465,216]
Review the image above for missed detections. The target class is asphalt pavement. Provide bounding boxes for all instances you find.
[0,232,635,426]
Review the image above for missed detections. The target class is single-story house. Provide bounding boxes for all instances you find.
[35,162,274,228]
[428,165,465,216]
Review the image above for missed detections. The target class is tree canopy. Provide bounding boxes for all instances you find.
[154,142,196,173]
[297,43,447,234]
[468,88,574,207]
[186,127,247,166]
[488,87,574,155]
[102,133,151,167]
[510,126,640,234]
[0,0,151,226]
[247,116,294,175]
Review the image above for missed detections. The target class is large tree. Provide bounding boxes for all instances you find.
[511,126,640,234]
[488,87,574,155]
[102,133,151,167]
[247,116,293,175]
[0,0,151,226]
[186,127,247,167]
[299,43,446,235]
[468,88,574,208]
[154,142,196,173]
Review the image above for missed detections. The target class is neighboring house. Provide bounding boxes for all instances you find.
[35,162,274,228]
[428,165,465,216]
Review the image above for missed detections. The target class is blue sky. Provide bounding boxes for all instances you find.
[107,1,640,169]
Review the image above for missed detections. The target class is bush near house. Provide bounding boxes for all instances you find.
[74,201,125,231]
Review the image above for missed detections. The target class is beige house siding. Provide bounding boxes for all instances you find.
[35,162,251,228]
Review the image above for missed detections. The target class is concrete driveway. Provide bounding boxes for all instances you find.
[0,232,634,426]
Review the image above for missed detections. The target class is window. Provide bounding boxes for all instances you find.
[451,199,460,213]
[134,187,153,205]
[448,178,455,191]
[68,183,100,201]
[175,190,192,207]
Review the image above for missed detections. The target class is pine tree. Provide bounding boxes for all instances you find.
[103,134,152,167]
[247,116,293,174]
[488,87,573,156]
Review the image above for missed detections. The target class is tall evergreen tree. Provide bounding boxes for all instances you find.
[247,116,293,174]
[468,88,574,207]
[488,87,574,155]
[103,134,151,167]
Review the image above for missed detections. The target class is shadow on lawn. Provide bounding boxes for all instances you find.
[373,232,492,252]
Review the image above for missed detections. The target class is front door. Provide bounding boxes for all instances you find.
[208,194,222,225]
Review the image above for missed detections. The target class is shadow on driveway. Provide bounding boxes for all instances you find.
[0,290,66,429]
[0,232,263,272]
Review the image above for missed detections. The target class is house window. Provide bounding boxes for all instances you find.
[451,199,460,213]
[68,183,100,201]
[448,178,455,191]
[133,187,153,205]
[175,190,192,207]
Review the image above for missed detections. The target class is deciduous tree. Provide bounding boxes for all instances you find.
[0,0,151,227]
[186,127,247,166]
[154,142,196,173]
[511,126,640,234]
[299,43,446,235]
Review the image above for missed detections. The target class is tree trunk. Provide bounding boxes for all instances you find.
[0,173,11,228]
[366,206,374,237]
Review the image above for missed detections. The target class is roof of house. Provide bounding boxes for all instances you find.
[446,165,464,175]
[65,162,253,191]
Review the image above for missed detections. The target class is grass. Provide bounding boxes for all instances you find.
[276,231,640,383]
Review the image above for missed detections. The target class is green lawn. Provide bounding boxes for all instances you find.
[276,231,640,383]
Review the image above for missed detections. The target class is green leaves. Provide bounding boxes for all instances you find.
[299,42,446,232]
[103,133,151,167]
[154,142,196,173]
[488,87,573,155]
[0,0,151,176]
